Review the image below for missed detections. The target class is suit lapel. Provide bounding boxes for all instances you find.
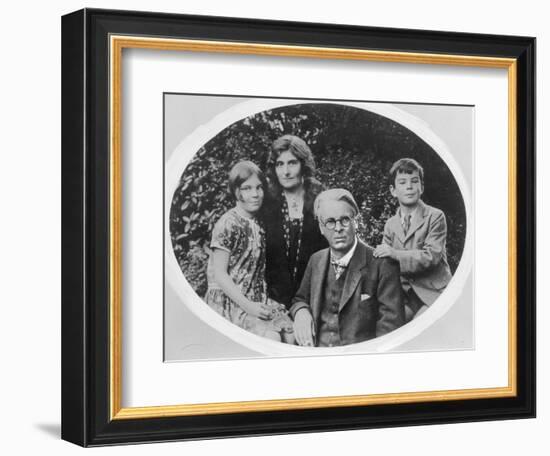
[339,241,368,311]
[390,213,406,244]
[311,249,330,321]
[403,200,428,243]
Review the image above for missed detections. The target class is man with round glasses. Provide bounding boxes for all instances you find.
[290,188,405,347]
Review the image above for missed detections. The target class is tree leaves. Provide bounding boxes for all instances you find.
[169,103,467,297]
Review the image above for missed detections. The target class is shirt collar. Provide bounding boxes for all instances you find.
[399,206,419,226]
[331,237,358,267]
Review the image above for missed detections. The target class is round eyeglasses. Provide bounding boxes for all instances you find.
[322,216,352,230]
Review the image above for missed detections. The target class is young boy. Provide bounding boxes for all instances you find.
[374,158,452,321]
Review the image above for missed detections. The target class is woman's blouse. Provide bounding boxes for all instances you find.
[263,179,328,308]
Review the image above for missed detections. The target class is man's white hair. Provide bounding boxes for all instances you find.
[314,188,359,218]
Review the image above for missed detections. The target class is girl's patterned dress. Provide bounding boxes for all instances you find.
[205,208,293,338]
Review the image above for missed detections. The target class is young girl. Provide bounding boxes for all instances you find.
[205,161,294,343]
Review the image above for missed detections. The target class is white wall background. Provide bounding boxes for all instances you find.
[0,0,544,453]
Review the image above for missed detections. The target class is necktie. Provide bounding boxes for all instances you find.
[331,260,347,280]
[403,214,411,235]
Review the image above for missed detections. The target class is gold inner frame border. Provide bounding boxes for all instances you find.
[109,35,518,420]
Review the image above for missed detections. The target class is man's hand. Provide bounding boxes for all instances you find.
[293,308,315,346]
[374,243,395,259]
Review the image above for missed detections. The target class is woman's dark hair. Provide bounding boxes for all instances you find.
[266,135,316,192]
[228,160,266,200]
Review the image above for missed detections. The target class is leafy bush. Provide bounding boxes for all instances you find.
[169,104,467,297]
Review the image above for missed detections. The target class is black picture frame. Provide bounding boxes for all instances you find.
[62,8,535,447]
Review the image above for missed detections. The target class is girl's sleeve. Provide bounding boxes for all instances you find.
[210,214,238,253]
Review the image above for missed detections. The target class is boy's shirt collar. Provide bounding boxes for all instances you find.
[397,199,425,227]
[398,206,418,226]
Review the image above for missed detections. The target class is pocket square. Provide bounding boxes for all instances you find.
[360,293,371,300]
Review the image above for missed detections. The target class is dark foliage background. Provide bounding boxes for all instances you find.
[169,103,467,297]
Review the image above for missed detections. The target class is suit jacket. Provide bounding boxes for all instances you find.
[383,200,452,305]
[290,240,405,346]
[263,179,328,308]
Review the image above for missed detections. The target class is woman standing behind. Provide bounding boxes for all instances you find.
[206,161,294,343]
[263,135,328,309]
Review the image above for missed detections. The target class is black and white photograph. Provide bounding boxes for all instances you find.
[165,94,473,361]
[1,0,542,452]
